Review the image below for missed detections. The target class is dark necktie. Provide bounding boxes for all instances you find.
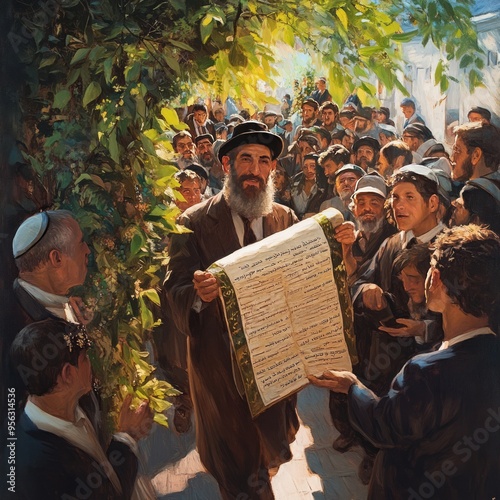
[242,217,257,246]
[406,237,419,249]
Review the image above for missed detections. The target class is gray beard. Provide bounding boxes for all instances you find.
[223,167,276,219]
[408,299,428,321]
[358,217,383,235]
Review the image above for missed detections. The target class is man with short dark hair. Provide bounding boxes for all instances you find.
[194,133,216,170]
[451,121,500,182]
[164,121,299,499]
[401,123,444,163]
[310,225,500,500]
[290,153,324,219]
[310,76,332,105]
[377,140,413,178]
[185,103,216,138]
[451,188,500,235]
[320,101,341,135]
[298,98,322,132]
[10,319,152,500]
[174,170,203,212]
[400,97,425,129]
[467,106,491,124]
[352,136,380,172]
[376,107,395,127]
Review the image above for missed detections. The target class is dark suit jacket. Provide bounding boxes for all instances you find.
[164,192,299,497]
[348,334,500,499]
[4,280,104,446]
[184,114,216,139]
[310,89,332,105]
[10,412,138,499]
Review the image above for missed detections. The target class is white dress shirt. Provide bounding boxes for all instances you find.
[18,279,79,323]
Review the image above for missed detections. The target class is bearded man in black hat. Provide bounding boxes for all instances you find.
[164,121,299,500]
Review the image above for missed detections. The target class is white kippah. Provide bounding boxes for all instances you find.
[13,212,49,258]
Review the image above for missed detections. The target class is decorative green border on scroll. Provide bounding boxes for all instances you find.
[209,263,266,416]
[313,213,358,365]
[209,214,358,418]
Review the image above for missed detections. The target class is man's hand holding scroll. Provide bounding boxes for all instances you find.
[193,270,220,303]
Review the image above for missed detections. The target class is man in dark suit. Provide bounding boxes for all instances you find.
[310,77,332,106]
[310,224,500,499]
[7,319,153,499]
[184,103,217,139]
[164,121,300,499]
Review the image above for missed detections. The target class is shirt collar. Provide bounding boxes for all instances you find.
[439,327,495,350]
[403,222,445,248]
[18,279,69,307]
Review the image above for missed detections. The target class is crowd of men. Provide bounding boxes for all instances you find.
[163,84,500,498]
[2,76,500,500]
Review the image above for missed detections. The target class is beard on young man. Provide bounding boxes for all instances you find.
[224,165,276,220]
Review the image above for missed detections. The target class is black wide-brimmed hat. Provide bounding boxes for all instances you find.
[217,121,284,161]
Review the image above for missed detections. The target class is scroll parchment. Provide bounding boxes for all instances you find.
[209,208,356,417]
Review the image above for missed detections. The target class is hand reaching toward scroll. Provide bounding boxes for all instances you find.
[308,370,360,394]
[193,270,220,303]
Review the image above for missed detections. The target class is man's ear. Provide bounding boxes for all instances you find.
[221,155,231,175]
[270,159,277,172]
[59,362,73,386]
[48,248,63,267]
[470,146,483,166]
[428,194,440,214]
[428,267,442,292]
[394,155,406,170]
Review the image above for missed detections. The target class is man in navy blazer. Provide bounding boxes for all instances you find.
[6,319,153,499]
[310,224,500,499]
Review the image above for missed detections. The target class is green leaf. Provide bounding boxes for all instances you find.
[70,48,91,65]
[200,14,214,44]
[82,81,102,107]
[139,296,154,330]
[109,128,120,164]
[391,30,419,43]
[125,61,141,83]
[164,55,180,74]
[153,412,169,427]
[53,89,71,110]
[459,54,474,69]
[130,232,145,256]
[336,8,348,31]
[169,40,194,51]
[161,107,181,127]
[359,45,380,57]
[140,133,156,155]
[140,289,161,306]
[39,55,57,69]
[103,56,114,84]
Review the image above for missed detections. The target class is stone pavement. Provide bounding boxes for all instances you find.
[139,384,368,499]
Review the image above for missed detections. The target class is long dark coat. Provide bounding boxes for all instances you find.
[164,192,299,499]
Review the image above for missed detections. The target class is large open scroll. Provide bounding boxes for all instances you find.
[209,208,357,417]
